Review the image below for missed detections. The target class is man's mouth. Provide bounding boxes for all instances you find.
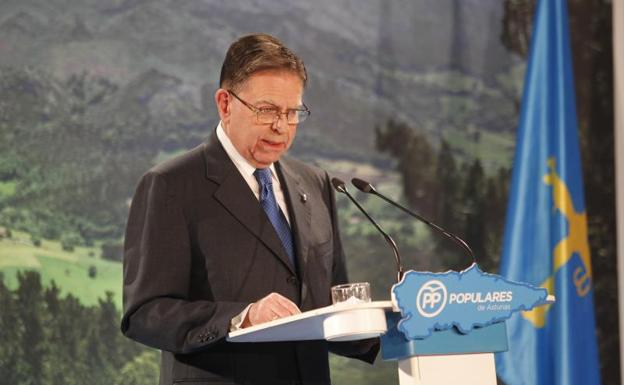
[261,139,285,149]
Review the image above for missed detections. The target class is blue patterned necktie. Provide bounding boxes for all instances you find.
[254,168,296,268]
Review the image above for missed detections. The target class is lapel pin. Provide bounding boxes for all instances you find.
[301,193,307,203]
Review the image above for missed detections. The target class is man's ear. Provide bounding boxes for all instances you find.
[214,89,230,122]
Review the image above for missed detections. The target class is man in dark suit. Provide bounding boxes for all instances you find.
[121,34,377,384]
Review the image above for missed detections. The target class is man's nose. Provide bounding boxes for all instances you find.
[271,113,289,133]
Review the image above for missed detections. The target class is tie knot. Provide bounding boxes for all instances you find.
[254,168,273,187]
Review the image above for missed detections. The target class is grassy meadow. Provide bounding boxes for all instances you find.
[0,230,123,309]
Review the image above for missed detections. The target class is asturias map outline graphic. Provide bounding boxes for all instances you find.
[392,263,550,339]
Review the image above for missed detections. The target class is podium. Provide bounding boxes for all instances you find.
[227,302,522,384]
[381,311,508,385]
[227,267,554,385]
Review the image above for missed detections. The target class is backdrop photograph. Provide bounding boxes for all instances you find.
[0,0,618,384]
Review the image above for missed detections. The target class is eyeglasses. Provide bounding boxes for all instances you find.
[228,90,310,124]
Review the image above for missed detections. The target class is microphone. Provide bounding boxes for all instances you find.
[331,177,404,282]
[351,177,476,264]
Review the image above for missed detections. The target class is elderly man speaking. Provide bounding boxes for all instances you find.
[121,33,378,385]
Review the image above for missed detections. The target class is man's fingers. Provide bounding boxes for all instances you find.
[246,292,301,326]
[266,292,300,317]
[273,294,301,315]
[268,301,295,318]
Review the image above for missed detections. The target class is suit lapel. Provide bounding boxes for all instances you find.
[277,159,312,279]
[203,134,296,276]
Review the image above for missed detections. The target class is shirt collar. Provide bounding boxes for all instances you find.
[216,121,278,179]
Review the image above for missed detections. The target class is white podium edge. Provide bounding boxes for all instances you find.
[226,300,394,342]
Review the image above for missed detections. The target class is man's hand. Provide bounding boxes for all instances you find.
[241,292,301,328]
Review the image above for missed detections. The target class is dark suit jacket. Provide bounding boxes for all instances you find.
[121,133,377,385]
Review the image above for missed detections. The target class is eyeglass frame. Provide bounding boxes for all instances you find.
[227,90,311,125]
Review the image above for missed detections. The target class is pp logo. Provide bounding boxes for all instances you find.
[416,280,448,318]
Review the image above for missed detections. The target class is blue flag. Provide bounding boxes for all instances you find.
[494,1,601,384]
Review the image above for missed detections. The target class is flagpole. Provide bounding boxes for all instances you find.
[613,1,624,384]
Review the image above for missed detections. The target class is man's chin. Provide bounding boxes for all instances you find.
[251,153,283,168]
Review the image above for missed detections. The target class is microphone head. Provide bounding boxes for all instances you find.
[331,177,348,193]
[351,178,376,193]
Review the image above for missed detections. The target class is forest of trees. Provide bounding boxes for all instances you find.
[375,120,509,273]
[0,271,157,385]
